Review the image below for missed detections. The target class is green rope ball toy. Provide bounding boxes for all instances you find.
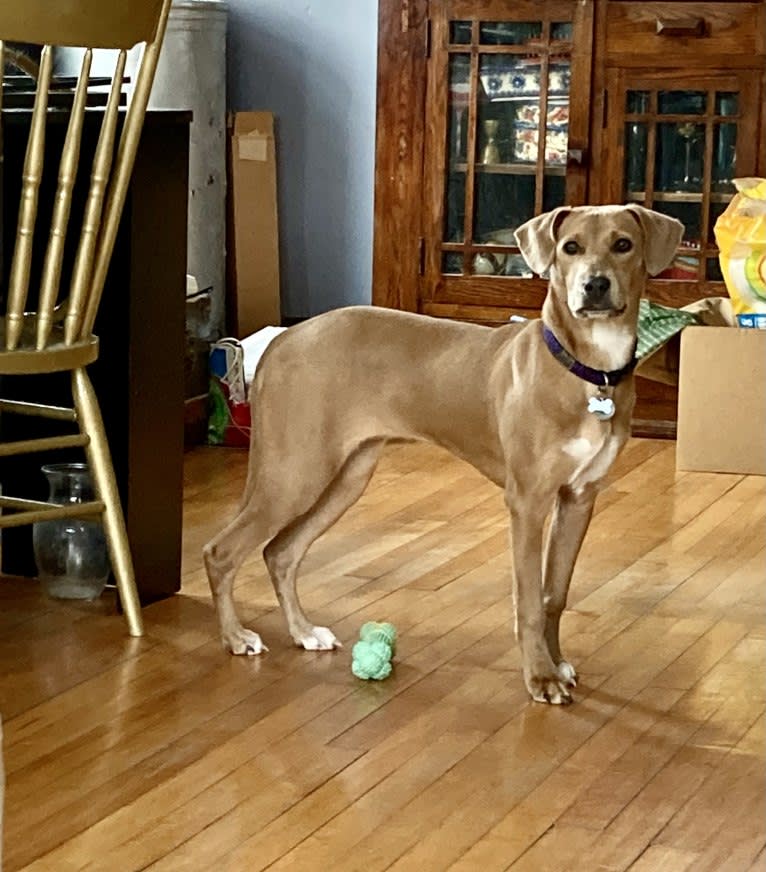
[351,621,397,680]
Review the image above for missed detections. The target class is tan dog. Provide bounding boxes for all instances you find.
[204,205,683,704]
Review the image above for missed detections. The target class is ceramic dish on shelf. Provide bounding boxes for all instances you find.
[511,99,569,164]
[514,99,569,128]
[480,61,570,102]
[512,126,568,165]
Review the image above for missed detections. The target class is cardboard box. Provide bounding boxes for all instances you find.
[226,112,281,338]
[677,326,766,475]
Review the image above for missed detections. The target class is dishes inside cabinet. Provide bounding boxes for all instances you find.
[479,60,570,102]
[512,100,569,165]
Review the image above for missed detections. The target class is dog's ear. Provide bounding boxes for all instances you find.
[626,205,685,276]
[514,207,571,275]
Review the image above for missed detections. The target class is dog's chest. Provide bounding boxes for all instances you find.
[562,430,621,494]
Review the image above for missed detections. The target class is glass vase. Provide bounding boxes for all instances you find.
[32,463,110,600]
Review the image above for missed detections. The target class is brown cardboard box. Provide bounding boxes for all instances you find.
[226,112,281,338]
[677,326,766,475]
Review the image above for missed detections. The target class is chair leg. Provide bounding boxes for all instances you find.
[72,368,144,636]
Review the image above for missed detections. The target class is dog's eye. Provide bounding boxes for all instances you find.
[613,237,633,253]
[562,240,580,255]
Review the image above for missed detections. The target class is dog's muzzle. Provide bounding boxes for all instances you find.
[576,275,624,317]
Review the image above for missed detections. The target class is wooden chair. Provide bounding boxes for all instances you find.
[0,0,173,636]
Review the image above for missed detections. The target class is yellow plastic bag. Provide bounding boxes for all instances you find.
[714,178,766,318]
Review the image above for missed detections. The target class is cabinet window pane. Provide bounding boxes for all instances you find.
[715,92,738,116]
[706,257,724,282]
[658,91,706,115]
[712,123,737,191]
[548,62,571,98]
[551,22,573,41]
[624,122,648,194]
[473,174,534,241]
[655,122,704,192]
[472,251,501,275]
[656,250,699,280]
[510,100,569,166]
[448,53,470,163]
[543,173,566,212]
[709,201,729,244]
[654,201,701,251]
[626,91,650,113]
[442,252,463,275]
[479,21,542,46]
[480,54,541,100]
[444,171,466,243]
[471,252,533,278]
[449,21,471,44]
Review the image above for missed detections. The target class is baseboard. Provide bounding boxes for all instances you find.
[631,418,677,439]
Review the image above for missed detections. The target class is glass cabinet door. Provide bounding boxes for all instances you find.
[423,1,592,308]
[606,69,760,300]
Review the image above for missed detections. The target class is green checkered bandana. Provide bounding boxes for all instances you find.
[636,299,699,361]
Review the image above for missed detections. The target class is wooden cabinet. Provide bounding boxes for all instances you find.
[373,0,766,435]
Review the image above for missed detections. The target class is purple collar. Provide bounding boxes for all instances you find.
[542,324,638,387]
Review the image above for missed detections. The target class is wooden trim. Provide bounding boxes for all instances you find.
[462,31,479,263]
[422,10,449,300]
[733,69,761,180]
[447,0,576,18]
[421,301,540,323]
[760,66,766,177]
[631,418,677,439]
[644,280,727,305]
[566,0,594,205]
[435,275,547,307]
[372,0,429,311]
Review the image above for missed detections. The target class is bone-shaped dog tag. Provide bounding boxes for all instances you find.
[587,394,615,421]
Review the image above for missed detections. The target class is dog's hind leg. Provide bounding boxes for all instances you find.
[263,439,384,650]
[204,504,273,655]
[542,486,596,688]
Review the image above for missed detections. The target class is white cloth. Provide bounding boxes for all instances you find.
[240,326,288,386]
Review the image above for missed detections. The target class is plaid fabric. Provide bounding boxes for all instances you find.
[636,299,699,361]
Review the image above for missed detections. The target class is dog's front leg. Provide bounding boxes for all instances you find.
[509,503,573,705]
[542,486,596,690]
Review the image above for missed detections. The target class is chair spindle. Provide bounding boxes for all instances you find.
[65,49,126,344]
[36,49,92,350]
[81,21,168,338]
[6,44,53,351]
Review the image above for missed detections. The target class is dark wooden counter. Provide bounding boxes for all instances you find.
[0,106,190,604]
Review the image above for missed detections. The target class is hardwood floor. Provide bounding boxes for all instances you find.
[0,439,764,871]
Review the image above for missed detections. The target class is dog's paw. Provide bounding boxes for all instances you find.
[527,674,573,705]
[556,660,578,688]
[295,626,342,651]
[223,627,268,656]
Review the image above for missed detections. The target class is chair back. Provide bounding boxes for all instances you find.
[0,0,172,353]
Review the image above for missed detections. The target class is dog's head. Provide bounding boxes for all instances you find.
[514,205,684,320]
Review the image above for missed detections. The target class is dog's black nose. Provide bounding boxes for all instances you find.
[584,276,611,309]
[583,275,611,301]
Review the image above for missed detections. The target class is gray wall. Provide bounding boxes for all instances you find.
[227,1,378,320]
